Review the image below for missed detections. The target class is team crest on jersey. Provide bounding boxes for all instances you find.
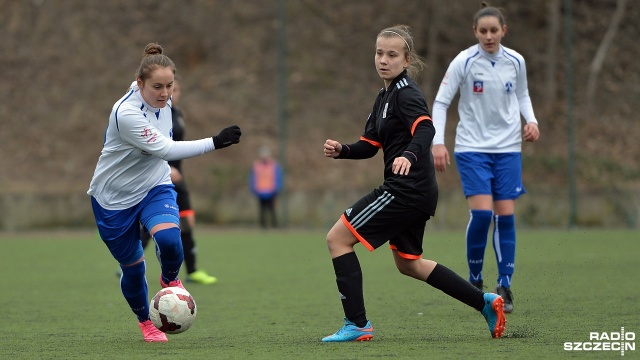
[473,81,484,94]
[505,81,513,93]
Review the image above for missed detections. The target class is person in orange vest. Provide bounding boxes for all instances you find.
[249,146,284,228]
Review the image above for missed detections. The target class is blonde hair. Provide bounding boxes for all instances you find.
[377,25,426,79]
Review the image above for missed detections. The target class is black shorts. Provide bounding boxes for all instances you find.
[341,186,430,259]
[174,181,193,215]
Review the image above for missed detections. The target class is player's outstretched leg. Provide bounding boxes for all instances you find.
[482,293,506,338]
[322,318,374,342]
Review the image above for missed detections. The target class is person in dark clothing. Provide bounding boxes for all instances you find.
[320,25,506,343]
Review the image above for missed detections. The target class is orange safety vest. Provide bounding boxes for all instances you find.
[253,160,277,194]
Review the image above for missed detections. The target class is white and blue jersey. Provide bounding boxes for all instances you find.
[432,44,538,153]
[88,82,213,210]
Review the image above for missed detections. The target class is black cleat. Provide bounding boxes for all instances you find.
[495,286,514,313]
[471,280,484,291]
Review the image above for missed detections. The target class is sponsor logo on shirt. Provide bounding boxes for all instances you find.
[473,81,483,94]
[164,203,179,211]
[141,127,158,143]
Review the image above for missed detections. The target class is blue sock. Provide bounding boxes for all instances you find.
[466,210,493,283]
[492,214,515,288]
[153,227,184,283]
[120,260,149,322]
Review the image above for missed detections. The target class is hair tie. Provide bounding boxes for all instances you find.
[381,30,410,52]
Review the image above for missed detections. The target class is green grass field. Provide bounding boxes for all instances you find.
[2,228,639,359]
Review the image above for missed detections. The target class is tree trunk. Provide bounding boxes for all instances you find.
[545,0,561,109]
[586,0,628,107]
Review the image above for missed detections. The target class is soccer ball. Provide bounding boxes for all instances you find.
[149,287,197,334]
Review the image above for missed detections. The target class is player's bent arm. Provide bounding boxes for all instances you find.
[163,139,214,161]
[162,124,242,160]
[403,120,435,165]
[337,139,379,160]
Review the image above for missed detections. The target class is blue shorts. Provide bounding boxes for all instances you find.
[454,152,526,200]
[91,184,180,264]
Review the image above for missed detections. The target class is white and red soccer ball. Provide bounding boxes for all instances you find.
[149,287,197,334]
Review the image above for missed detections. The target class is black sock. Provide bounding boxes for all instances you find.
[141,228,152,250]
[181,230,196,274]
[426,263,485,312]
[332,252,367,327]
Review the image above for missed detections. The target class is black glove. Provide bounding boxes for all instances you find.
[212,125,242,149]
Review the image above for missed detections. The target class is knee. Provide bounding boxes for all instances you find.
[153,227,183,257]
[395,262,414,277]
[326,230,353,257]
[326,231,338,252]
[395,259,425,279]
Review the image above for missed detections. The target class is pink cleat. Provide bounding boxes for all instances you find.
[139,320,168,342]
[160,275,186,290]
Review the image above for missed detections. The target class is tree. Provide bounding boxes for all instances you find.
[586,0,627,107]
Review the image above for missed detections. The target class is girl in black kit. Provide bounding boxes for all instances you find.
[321,25,506,342]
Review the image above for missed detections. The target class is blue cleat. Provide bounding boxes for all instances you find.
[322,318,374,342]
[482,293,506,338]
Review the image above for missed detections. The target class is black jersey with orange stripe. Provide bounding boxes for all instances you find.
[353,70,438,215]
[168,106,185,172]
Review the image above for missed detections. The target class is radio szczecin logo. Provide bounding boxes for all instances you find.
[564,327,636,356]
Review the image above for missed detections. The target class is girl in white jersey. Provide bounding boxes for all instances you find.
[432,3,540,314]
[88,43,241,342]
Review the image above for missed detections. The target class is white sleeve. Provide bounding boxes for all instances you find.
[117,107,174,158]
[116,106,215,160]
[432,101,449,145]
[518,97,537,125]
[433,53,465,145]
[163,138,215,161]
[515,59,538,124]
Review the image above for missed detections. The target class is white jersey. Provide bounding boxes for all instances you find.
[433,44,537,153]
[88,82,213,210]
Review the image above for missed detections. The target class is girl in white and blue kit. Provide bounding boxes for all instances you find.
[88,43,241,342]
[432,2,540,314]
